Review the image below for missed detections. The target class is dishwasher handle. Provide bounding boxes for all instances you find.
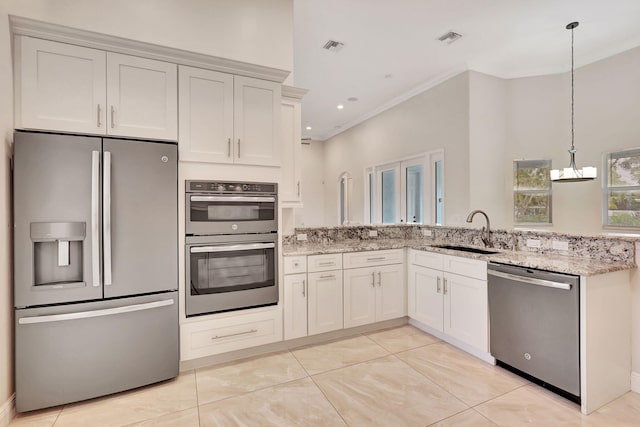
[488,269,572,291]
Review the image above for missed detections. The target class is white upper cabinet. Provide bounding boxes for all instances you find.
[16,36,106,135]
[280,99,302,205]
[178,67,281,167]
[233,76,281,166]
[178,66,234,163]
[106,53,177,141]
[15,36,178,141]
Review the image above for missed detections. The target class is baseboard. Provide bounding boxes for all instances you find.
[0,394,15,427]
[632,371,640,393]
[408,318,495,365]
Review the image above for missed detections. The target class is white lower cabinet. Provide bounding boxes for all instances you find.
[343,259,406,329]
[408,249,488,352]
[307,270,343,334]
[283,273,307,340]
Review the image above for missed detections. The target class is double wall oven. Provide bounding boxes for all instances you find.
[185,181,278,317]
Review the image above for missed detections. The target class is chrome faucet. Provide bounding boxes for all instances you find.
[466,210,491,247]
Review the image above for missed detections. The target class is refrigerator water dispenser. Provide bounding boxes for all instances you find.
[31,222,85,287]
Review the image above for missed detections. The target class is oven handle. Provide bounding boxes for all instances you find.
[190,242,276,253]
[190,196,276,203]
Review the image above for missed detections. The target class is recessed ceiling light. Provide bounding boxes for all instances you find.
[347,97,358,102]
[337,104,344,110]
[322,40,345,52]
[305,126,312,130]
[384,74,393,79]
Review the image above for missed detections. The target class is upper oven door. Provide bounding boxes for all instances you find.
[186,194,277,235]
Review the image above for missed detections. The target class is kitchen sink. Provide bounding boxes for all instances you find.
[430,244,499,255]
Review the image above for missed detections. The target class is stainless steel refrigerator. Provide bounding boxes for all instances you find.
[13,131,178,412]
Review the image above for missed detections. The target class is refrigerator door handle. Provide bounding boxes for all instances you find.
[91,151,101,287]
[104,151,112,286]
[18,299,175,325]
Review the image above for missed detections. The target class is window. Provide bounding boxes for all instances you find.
[603,149,640,228]
[338,172,351,225]
[365,151,443,225]
[513,160,552,224]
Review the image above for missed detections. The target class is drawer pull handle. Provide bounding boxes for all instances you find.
[320,274,335,279]
[318,261,335,266]
[211,329,258,340]
[367,257,386,261]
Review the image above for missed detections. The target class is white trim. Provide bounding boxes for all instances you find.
[281,85,309,100]
[409,318,495,365]
[632,371,640,393]
[0,394,15,427]
[319,67,467,141]
[9,15,290,83]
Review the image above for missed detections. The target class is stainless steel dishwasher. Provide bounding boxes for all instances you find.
[488,262,580,403]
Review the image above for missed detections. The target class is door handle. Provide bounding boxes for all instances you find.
[103,151,112,286]
[110,105,116,128]
[91,151,100,287]
[97,104,102,127]
[436,276,441,293]
[443,278,448,295]
[18,299,174,324]
[237,139,241,158]
[378,271,382,286]
[371,271,375,287]
[302,279,306,297]
[190,242,275,253]
[227,138,231,157]
[297,181,300,196]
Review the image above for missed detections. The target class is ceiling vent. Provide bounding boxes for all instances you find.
[322,39,344,52]
[437,31,463,44]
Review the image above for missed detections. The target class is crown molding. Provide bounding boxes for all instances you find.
[318,66,467,141]
[281,85,309,100]
[9,15,290,83]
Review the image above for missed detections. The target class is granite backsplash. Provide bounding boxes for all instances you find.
[283,225,636,264]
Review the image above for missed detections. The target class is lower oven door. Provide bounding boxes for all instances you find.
[186,234,278,317]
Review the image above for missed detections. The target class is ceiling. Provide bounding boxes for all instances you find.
[294,0,640,141]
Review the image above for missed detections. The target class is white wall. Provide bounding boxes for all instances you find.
[468,71,510,228]
[0,0,294,411]
[320,72,470,227]
[295,141,325,227]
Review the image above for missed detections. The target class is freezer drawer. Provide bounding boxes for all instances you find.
[15,292,178,412]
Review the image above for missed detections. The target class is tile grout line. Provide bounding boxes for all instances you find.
[194,369,202,427]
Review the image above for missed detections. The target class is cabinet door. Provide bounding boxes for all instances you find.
[17,36,106,135]
[106,53,177,141]
[443,272,488,351]
[308,271,343,335]
[233,76,281,166]
[280,99,302,204]
[407,265,443,331]
[178,66,234,163]
[283,274,308,340]
[376,264,406,321]
[343,267,376,328]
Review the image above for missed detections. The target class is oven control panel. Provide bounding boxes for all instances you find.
[187,181,277,194]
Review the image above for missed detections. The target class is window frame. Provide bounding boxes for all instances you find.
[365,150,444,225]
[602,148,640,229]
[513,159,553,225]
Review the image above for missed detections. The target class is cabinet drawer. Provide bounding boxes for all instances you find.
[284,256,307,274]
[442,255,487,280]
[307,253,342,272]
[343,249,403,269]
[409,249,443,270]
[180,309,282,360]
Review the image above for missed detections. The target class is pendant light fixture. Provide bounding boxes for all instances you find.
[550,21,597,182]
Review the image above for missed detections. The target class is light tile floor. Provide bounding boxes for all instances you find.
[10,325,640,427]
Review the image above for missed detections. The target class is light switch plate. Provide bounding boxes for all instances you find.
[369,230,378,237]
[552,240,569,251]
[422,229,432,237]
[296,233,307,241]
[526,239,541,248]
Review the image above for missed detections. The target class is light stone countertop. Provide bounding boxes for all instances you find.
[283,239,636,276]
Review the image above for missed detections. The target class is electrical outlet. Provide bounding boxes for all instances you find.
[296,233,307,241]
[422,229,432,237]
[552,240,569,251]
[526,239,541,248]
[368,230,378,237]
